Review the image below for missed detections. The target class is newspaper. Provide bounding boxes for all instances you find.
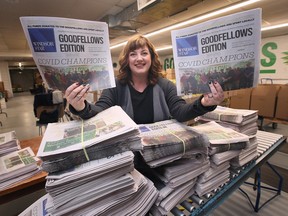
[37,106,139,158]
[0,147,38,180]
[0,147,40,190]
[192,121,249,145]
[199,105,258,125]
[0,131,20,157]
[20,16,115,91]
[19,194,50,216]
[171,8,261,95]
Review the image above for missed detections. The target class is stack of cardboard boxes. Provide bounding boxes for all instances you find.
[229,84,288,122]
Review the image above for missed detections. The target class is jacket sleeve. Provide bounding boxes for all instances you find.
[69,86,118,119]
[162,79,216,122]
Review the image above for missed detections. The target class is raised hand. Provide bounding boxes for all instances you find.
[201,81,224,107]
[65,83,90,111]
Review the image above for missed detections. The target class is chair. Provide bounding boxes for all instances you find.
[35,103,64,135]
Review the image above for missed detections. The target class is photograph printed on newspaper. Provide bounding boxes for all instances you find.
[171,8,261,95]
[20,16,115,92]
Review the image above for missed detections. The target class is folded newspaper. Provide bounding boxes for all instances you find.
[192,121,250,145]
[37,106,141,173]
[0,131,20,157]
[138,119,209,167]
[0,147,40,190]
[199,106,258,125]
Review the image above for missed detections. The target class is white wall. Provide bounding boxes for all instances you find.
[0,61,13,98]
[260,35,288,84]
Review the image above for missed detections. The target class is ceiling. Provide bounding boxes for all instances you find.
[1,0,288,69]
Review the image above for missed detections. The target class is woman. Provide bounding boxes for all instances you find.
[65,35,224,124]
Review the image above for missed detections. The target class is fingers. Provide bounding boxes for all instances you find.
[65,83,80,99]
[75,84,90,101]
[201,81,224,107]
[65,83,90,111]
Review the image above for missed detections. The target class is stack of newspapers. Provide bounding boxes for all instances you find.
[195,161,230,196]
[0,147,40,190]
[148,156,210,215]
[43,151,158,216]
[230,136,258,167]
[191,121,250,196]
[135,120,210,215]
[0,131,20,157]
[138,119,210,168]
[20,106,160,215]
[193,121,249,158]
[199,106,258,136]
[37,106,142,173]
[199,106,259,168]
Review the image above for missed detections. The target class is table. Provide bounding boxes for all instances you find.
[0,136,47,204]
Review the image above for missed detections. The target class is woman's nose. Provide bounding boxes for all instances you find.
[135,53,143,60]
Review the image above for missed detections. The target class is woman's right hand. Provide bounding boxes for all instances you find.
[65,83,90,111]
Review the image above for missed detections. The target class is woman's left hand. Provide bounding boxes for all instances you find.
[201,81,225,107]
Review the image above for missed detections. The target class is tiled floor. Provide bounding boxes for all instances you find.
[0,92,40,140]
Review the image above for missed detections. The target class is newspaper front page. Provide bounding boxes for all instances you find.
[37,106,139,157]
[20,16,115,91]
[171,8,261,95]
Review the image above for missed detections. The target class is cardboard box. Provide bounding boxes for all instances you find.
[229,88,252,109]
[250,84,280,118]
[275,85,288,120]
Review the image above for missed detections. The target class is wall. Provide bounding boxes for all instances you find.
[10,69,35,92]
[260,35,288,84]
[0,61,13,98]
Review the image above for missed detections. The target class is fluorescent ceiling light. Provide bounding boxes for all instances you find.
[261,23,288,31]
[110,0,260,50]
[155,46,173,52]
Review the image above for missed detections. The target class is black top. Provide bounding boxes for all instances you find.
[128,84,154,124]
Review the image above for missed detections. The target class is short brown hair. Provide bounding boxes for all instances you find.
[117,35,162,85]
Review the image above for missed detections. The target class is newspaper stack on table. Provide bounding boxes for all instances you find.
[149,158,209,215]
[37,106,142,173]
[191,121,249,196]
[30,151,158,216]
[230,136,258,167]
[150,180,196,216]
[192,121,249,156]
[139,119,210,168]
[199,106,258,126]
[195,161,230,196]
[0,131,20,157]
[136,150,209,215]
[0,147,40,190]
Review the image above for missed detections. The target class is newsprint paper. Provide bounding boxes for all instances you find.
[171,8,261,95]
[37,106,139,158]
[20,16,115,92]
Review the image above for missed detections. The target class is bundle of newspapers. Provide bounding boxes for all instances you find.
[37,106,142,173]
[20,151,158,216]
[138,119,210,168]
[192,121,250,156]
[199,106,258,126]
[230,136,258,167]
[147,156,209,215]
[195,161,230,196]
[0,131,20,157]
[0,147,40,190]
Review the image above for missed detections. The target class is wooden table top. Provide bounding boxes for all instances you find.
[0,136,48,197]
